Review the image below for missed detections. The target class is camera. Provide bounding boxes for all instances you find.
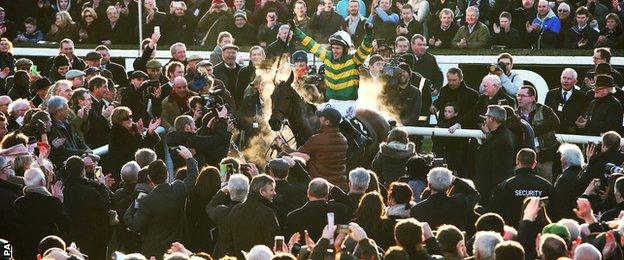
[199,88,227,114]
[604,163,623,174]
[380,55,403,86]
[487,61,507,74]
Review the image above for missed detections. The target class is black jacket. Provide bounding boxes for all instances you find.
[266,38,296,61]
[273,179,307,229]
[490,167,555,227]
[428,23,458,49]
[563,25,599,49]
[14,187,70,260]
[475,125,516,206]
[213,62,243,106]
[286,199,351,242]
[133,45,154,73]
[124,158,199,258]
[491,27,521,48]
[206,190,240,258]
[83,100,111,148]
[102,61,129,88]
[227,192,280,258]
[63,177,111,260]
[544,87,589,134]
[48,120,90,168]
[383,83,422,126]
[434,81,479,121]
[406,51,444,91]
[396,17,423,42]
[553,166,582,220]
[229,23,258,47]
[103,18,134,45]
[165,120,231,168]
[410,177,480,230]
[461,89,516,129]
[185,190,217,253]
[0,179,22,247]
[112,183,140,253]
[577,149,624,197]
[108,124,161,181]
[583,93,623,135]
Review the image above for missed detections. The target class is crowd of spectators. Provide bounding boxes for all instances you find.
[2,0,624,49]
[1,0,624,260]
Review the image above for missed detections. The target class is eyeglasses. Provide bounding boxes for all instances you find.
[0,162,12,171]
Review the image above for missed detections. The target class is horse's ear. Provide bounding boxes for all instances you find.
[286,71,294,86]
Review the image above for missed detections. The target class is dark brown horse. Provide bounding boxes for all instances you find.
[268,74,391,169]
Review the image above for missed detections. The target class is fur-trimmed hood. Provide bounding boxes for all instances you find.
[379,141,415,159]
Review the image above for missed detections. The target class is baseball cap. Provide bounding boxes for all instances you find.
[315,107,342,126]
[84,67,100,75]
[268,158,290,172]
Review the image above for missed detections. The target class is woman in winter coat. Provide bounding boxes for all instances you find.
[108,107,161,182]
[371,127,416,185]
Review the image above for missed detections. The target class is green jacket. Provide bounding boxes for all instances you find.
[451,22,491,48]
[292,27,372,100]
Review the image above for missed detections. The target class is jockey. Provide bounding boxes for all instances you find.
[289,20,374,148]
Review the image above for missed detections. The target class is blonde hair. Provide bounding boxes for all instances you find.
[111,106,132,125]
[81,7,98,20]
[56,11,75,28]
[169,1,188,14]
[0,38,13,53]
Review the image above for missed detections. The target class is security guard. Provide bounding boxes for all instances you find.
[489,148,556,226]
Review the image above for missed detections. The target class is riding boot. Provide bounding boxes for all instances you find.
[339,119,368,149]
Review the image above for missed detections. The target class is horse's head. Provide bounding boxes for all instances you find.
[269,72,295,131]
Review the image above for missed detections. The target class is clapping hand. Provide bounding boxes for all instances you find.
[147,118,161,134]
[493,23,501,34]
[177,145,193,160]
[573,198,597,224]
[217,106,228,119]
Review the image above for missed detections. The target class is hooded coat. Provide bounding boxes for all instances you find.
[372,141,416,184]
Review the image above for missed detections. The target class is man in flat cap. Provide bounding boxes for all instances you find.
[475,104,515,207]
[84,51,114,79]
[184,54,203,83]
[66,70,86,89]
[213,44,243,106]
[145,59,167,84]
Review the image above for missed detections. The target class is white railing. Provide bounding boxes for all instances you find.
[404,126,604,144]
